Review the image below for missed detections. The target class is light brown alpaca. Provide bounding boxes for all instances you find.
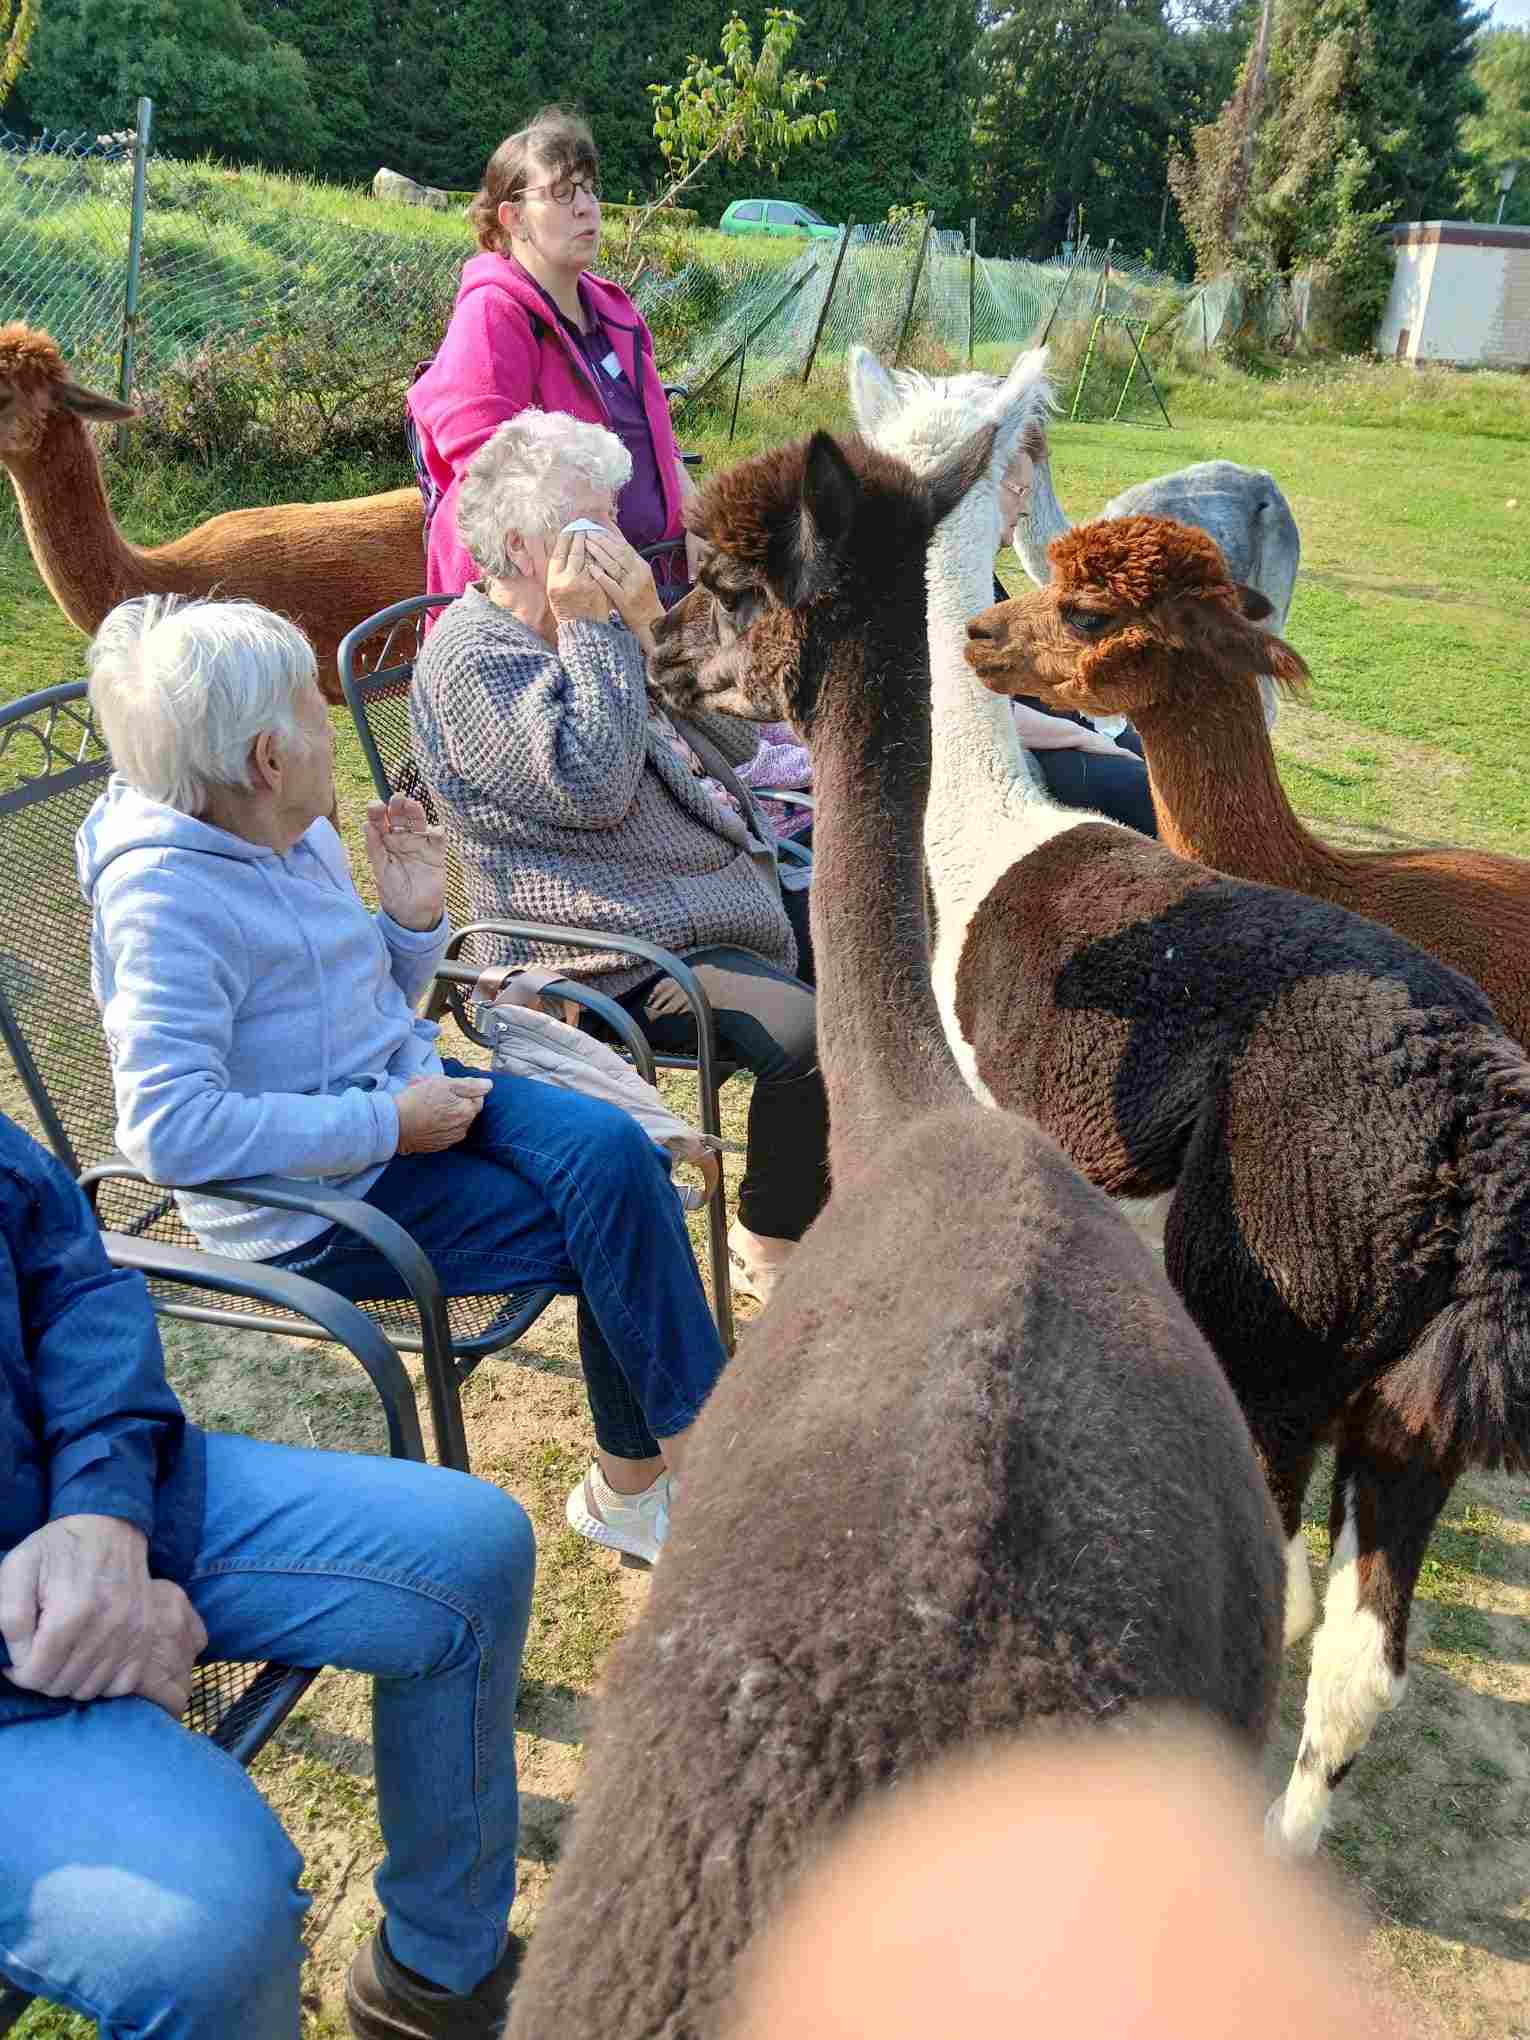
[0,325,423,701]
[968,512,1530,1050]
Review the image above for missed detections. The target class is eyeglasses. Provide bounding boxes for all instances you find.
[517,174,601,207]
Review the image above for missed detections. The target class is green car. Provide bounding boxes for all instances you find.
[719,197,841,240]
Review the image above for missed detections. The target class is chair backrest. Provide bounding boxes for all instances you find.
[0,684,197,1244]
[337,593,470,927]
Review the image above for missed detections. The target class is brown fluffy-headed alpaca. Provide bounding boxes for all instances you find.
[503,430,1283,2040]
[0,325,423,701]
[968,512,1530,1050]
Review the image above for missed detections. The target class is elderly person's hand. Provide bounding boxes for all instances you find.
[0,1514,208,1716]
[581,525,666,651]
[365,793,447,932]
[998,441,1033,549]
[546,527,614,628]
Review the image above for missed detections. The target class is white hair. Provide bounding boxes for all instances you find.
[87,596,322,815]
[456,409,633,579]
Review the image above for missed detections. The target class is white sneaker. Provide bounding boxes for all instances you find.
[727,1219,797,1307]
[566,1464,670,1569]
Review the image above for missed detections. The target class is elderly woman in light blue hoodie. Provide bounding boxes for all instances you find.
[77,596,725,1577]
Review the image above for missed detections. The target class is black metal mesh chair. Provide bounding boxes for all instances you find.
[0,1219,430,2036]
[339,594,813,1356]
[0,682,654,1472]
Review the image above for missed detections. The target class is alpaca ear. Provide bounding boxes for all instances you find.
[1236,584,1274,624]
[927,421,998,528]
[847,346,899,436]
[55,380,138,424]
[777,432,860,606]
[1263,632,1310,695]
[995,346,1052,431]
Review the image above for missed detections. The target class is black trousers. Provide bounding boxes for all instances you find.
[616,886,829,1242]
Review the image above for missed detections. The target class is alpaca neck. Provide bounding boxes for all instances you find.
[1009,450,1070,587]
[809,618,965,1182]
[1134,677,1346,885]
[5,413,153,633]
[923,482,1079,1080]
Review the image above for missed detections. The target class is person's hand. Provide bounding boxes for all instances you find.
[546,529,612,627]
[366,794,447,933]
[394,1074,493,1155]
[579,526,667,651]
[0,1514,207,1715]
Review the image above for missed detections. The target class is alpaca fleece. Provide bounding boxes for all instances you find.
[956,822,1530,1477]
[509,428,1282,2038]
[954,813,1530,1848]
[0,324,423,699]
[505,1112,1282,2040]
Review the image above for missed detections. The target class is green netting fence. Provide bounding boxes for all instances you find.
[0,105,1194,447]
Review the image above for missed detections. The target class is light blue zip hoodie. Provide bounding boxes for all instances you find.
[77,777,450,1260]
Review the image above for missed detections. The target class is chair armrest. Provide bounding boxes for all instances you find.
[753,788,815,812]
[445,921,728,1140]
[80,1160,467,1472]
[102,1232,427,1464]
[777,837,813,869]
[431,964,658,1083]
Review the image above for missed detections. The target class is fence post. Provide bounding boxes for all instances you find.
[799,222,855,385]
[892,212,934,368]
[115,96,152,444]
[967,216,977,367]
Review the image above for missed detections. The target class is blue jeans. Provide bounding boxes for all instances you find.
[271,1063,726,1460]
[0,1431,536,2036]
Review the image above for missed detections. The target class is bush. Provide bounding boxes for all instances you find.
[135,273,451,464]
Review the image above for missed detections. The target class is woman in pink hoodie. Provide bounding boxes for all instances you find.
[409,108,697,611]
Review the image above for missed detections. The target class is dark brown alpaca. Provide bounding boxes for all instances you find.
[968,513,1530,1051]
[0,325,423,701]
[952,577,1530,1851]
[504,432,1282,2039]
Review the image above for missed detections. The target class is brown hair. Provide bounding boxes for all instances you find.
[469,107,600,254]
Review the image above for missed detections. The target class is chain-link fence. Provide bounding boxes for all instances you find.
[0,125,137,391]
[0,106,1192,454]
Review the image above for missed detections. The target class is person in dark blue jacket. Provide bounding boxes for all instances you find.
[0,1111,536,2039]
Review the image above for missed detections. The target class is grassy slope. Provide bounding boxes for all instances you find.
[5,362,1529,2036]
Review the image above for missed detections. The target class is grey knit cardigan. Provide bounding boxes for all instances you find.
[410,587,797,996]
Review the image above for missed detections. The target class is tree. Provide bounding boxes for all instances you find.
[610,5,835,262]
[18,0,320,164]
[1462,26,1530,225]
[762,0,979,225]
[1172,0,1484,341]
[973,0,1248,261]
[0,0,36,108]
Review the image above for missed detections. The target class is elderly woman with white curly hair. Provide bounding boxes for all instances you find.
[412,409,828,1308]
[77,595,728,1593]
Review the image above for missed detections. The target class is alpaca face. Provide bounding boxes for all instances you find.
[651,425,996,735]
[964,513,1307,718]
[0,324,136,462]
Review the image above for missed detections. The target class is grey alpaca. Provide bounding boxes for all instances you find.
[505,430,1283,2040]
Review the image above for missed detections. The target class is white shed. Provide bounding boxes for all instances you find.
[1376,222,1530,368]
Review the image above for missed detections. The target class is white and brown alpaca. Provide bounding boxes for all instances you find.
[975,511,1530,1053]
[505,434,1282,2039]
[921,519,1530,1850]
[845,344,1105,1096]
[0,325,423,700]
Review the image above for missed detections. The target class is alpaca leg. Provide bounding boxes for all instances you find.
[1284,1533,1317,1649]
[1268,1448,1453,1855]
